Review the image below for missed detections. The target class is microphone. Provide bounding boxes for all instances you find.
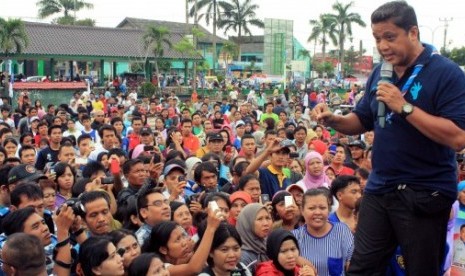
[378,62,393,128]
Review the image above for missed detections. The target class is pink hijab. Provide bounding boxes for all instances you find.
[302,151,331,189]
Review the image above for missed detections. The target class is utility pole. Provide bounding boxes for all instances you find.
[439,17,453,51]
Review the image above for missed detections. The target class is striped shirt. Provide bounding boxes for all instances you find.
[292,222,354,276]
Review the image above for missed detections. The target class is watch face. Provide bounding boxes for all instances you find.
[404,104,413,113]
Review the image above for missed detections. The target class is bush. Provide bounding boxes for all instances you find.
[140,82,156,98]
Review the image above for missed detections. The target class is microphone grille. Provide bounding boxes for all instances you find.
[380,62,393,79]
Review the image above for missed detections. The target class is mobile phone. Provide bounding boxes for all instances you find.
[101,176,114,185]
[225,145,232,154]
[209,201,219,212]
[284,195,293,207]
[260,194,270,204]
[144,145,154,152]
[289,152,299,159]
[110,158,120,174]
[75,157,88,165]
[49,166,56,175]
[178,175,185,182]
[189,193,200,202]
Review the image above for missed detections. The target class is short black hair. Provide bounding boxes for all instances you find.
[10,183,44,208]
[330,175,361,199]
[48,125,62,136]
[79,236,113,276]
[82,161,105,179]
[136,186,164,222]
[3,207,36,236]
[98,124,117,141]
[371,1,418,33]
[122,159,143,176]
[18,144,36,159]
[80,191,110,218]
[77,133,92,145]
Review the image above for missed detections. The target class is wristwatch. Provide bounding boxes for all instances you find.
[400,103,414,118]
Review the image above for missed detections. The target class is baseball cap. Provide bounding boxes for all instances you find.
[235,120,245,128]
[286,183,304,194]
[163,164,186,175]
[207,133,223,142]
[348,140,366,150]
[8,164,47,184]
[140,127,153,135]
[328,144,337,155]
[277,140,294,154]
[30,116,40,122]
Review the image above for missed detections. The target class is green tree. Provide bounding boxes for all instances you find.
[143,26,172,88]
[220,41,239,64]
[217,0,264,60]
[315,61,334,78]
[308,14,337,62]
[297,49,311,80]
[189,0,232,73]
[53,15,95,26]
[447,47,465,66]
[0,18,29,95]
[37,0,93,20]
[173,37,201,82]
[326,1,366,77]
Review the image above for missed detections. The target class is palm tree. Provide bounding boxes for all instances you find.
[297,49,311,80]
[0,18,29,97]
[217,0,264,60]
[220,41,239,63]
[326,1,366,77]
[308,14,337,62]
[37,0,93,22]
[143,26,172,88]
[189,0,232,74]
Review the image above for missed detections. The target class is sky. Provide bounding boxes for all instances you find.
[2,0,465,56]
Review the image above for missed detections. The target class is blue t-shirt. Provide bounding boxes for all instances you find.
[353,44,465,200]
[292,222,354,276]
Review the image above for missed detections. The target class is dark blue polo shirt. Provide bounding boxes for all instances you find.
[353,44,465,199]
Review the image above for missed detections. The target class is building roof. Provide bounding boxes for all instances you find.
[229,35,264,54]
[116,17,228,44]
[4,22,203,61]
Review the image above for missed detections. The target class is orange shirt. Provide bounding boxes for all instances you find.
[183,134,200,153]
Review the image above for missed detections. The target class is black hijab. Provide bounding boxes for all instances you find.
[266,229,300,276]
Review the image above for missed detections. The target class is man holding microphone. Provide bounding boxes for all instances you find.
[313,1,465,275]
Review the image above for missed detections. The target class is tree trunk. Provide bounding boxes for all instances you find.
[212,0,217,75]
[192,0,198,90]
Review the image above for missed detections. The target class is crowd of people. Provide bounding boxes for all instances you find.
[1,1,465,276]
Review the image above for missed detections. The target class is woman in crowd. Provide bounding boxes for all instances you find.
[164,128,188,159]
[292,188,353,276]
[237,174,261,203]
[109,229,141,273]
[198,222,252,276]
[128,253,169,276]
[3,137,18,158]
[289,159,305,176]
[97,152,110,171]
[271,191,300,231]
[142,203,222,276]
[236,203,272,273]
[170,201,197,237]
[228,191,252,226]
[296,151,331,191]
[78,236,125,276]
[256,228,315,276]
[54,162,77,208]
[39,179,57,213]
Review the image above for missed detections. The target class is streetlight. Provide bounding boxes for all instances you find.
[419,25,442,46]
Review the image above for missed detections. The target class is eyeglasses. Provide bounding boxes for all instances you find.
[145,199,169,208]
